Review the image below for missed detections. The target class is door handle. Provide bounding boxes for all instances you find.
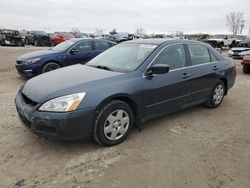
[213,66,220,71]
[181,73,191,79]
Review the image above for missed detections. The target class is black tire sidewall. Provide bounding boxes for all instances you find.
[42,62,60,73]
[94,100,134,146]
[243,65,249,73]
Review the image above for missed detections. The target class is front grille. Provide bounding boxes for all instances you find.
[16,60,23,65]
[21,93,38,106]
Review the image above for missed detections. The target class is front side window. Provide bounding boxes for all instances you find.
[74,41,92,52]
[94,41,110,51]
[188,44,210,65]
[153,44,186,70]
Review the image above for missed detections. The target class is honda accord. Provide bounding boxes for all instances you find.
[15,39,236,146]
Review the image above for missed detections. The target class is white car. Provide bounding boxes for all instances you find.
[228,47,250,59]
[207,34,237,48]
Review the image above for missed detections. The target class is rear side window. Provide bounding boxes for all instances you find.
[188,44,210,65]
[153,44,186,70]
[74,41,92,52]
[94,41,111,51]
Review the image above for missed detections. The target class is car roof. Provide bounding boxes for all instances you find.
[124,39,207,46]
[70,38,116,44]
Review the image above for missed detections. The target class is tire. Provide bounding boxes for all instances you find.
[42,62,61,73]
[204,81,225,108]
[230,41,236,48]
[18,41,24,47]
[219,42,224,49]
[243,65,250,74]
[34,40,39,46]
[93,100,134,146]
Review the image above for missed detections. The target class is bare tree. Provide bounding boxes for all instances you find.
[135,28,146,35]
[71,28,81,35]
[226,12,244,35]
[94,28,104,36]
[109,28,117,35]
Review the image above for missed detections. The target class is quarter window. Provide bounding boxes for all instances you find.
[95,41,111,50]
[74,41,92,52]
[153,44,186,70]
[188,44,210,65]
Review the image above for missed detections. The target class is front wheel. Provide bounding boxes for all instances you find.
[42,62,61,73]
[243,64,250,74]
[204,81,225,108]
[93,100,134,146]
[34,40,39,46]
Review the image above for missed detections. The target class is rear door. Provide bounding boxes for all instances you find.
[93,40,113,57]
[65,40,94,66]
[186,44,221,102]
[142,44,192,118]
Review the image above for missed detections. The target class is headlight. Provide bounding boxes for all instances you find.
[24,57,41,65]
[39,92,86,112]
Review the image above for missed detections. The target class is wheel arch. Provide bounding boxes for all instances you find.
[41,60,62,72]
[96,94,140,126]
[219,77,228,95]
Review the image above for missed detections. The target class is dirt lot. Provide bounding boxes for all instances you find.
[0,46,249,188]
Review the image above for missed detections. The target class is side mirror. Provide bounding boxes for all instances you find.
[146,64,170,76]
[70,48,79,54]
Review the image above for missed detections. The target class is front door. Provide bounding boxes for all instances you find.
[142,44,192,119]
[66,40,94,66]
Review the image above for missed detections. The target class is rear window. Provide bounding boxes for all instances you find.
[188,44,211,65]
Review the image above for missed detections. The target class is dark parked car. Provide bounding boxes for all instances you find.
[0,29,25,46]
[19,30,34,45]
[25,31,51,46]
[15,38,116,77]
[108,33,129,43]
[15,39,236,146]
[239,36,250,47]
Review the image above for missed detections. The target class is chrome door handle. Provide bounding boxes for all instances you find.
[181,73,191,79]
[213,66,220,70]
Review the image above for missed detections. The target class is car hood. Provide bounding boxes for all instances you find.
[231,47,250,52]
[22,64,124,102]
[207,38,224,42]
[17,50,60,60]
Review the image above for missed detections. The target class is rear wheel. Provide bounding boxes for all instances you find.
[219,42,224,49]
[243,64,250,74]
[204,81,225,108]
[34,40,39,46]
[42,62,61,73]
[93,100,134,146]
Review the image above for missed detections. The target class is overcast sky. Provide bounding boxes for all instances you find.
[0,0,249,34]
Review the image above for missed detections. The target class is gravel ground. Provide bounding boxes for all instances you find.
[0,46,249,188]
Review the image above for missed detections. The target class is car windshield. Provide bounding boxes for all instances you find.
[31,31,47,35]
[236,35,247,40]
[87,43,157,73]
[51,40,75,51]
[213,35,226,39]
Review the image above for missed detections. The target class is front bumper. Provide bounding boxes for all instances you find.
[15,91,96,140]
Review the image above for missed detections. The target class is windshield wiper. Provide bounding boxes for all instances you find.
[89,65,114,71]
